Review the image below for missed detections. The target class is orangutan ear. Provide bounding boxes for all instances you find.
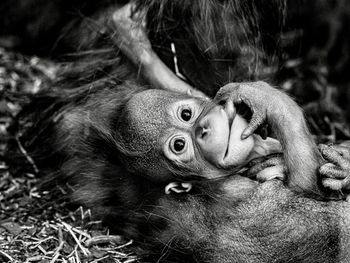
[165,182,193,194]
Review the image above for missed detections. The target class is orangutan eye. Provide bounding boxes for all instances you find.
[164,135,193,163]
[171,137,186,153]
[174,138,185,152]
[180,108,192,121]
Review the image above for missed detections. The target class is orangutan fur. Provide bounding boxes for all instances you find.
[5,1,350,262]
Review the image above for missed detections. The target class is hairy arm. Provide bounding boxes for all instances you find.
[214,82,323,197]
[111,2,207,99]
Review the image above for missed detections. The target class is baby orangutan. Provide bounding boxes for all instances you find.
[107,81,350,262]
[115,81,331,199]
[115,85,282,199]
[24,78,350,262]
[10,1,350,260]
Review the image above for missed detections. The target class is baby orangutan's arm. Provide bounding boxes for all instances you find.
[214,82,324,197]
[111,2,207,99]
